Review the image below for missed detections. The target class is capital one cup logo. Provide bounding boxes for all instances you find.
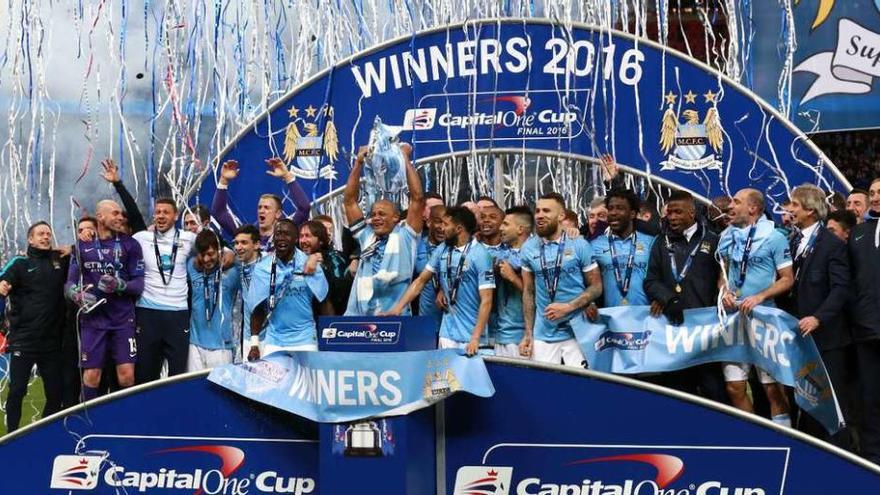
[50,455,103,490]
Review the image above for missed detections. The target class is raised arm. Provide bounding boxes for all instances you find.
[343,147,368,225]
[102,159,147,233]
[211,160,242,237]
[266,157,312,225]
[401,143,424,234]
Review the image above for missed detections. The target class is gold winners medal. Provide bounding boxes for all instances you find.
[674,284,682,293]
[621,298,628,306]
[735,288,742,297]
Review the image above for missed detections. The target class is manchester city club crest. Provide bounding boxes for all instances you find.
[659,90,723,171]
[423,357,461,401]
[283,104,339,180]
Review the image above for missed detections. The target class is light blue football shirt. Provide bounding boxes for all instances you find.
[491,246,526,345]
[245,249,329,347]
[591,230,655,307]
[188,259,241,350]
[427,240,496,344]
[415,236,443,329]
[521,234,597,343]
[718,221,792,305]
[345,220,419,316]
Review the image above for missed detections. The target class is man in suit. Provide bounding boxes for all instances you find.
[849,177,880,463]
[644,190,727,403]
[779,184,851,448]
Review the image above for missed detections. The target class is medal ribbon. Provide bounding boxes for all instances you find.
[540,232,567,302]
[445,240,472,307]
[154,228,181,286]
[666,227,705,288]
[609,230,637,300]
[733,224,757,291]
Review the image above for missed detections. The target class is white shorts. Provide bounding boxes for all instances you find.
[723,362,776,384]
[438,336,467,350]
[262,343,318,357]
[533,339,586,368]
[187,345,234,372]
[494,343,529,359]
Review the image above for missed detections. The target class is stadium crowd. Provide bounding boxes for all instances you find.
[2,144,879,465]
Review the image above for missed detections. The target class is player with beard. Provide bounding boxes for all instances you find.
[187,230,241,371]
[211,157,311,251]
[246,219,328,358]
[65,200,145,401]
[492,206,533,358]
[521,193,602,366]
[387,207,494,355]
[717,188,794,426]
[343,143,424,315]
[415,204,446,328]
[132,199,197,383]
[589,189,655,309]
[299,220,350,315]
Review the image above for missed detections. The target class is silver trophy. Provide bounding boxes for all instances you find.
[343,421,383,456]
[364,116,407,205]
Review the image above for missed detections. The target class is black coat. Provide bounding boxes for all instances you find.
[0,246,69,353]
[778,226,851,351]
[848,216,880,342]
[644,223,720,309]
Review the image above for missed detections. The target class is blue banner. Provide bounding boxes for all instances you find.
[208,349,495,423]
[753,2,880,131]
[573,305,844,434]
[199,20,849,221]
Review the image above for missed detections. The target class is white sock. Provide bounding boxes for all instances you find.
[771,413,791,427]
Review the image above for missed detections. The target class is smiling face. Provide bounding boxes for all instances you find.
[606,197,636,236]
[28,224,52,250]
[96,201,125,234]
[233,233,258,262]
[847,192,868,219]
[535,199,564,238]
[588,204,607,233]
[369,200,400,236]
[153,202,177,233]
[870,181,880,214]
[197,246,219,272]
[273,221,297,260]
[479,206,503,242]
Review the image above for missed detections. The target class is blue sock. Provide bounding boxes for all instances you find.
[771,413,791,427]
[81,385,99,402]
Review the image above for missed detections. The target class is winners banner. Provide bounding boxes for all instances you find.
[574,305,844,434]
[200,20,849,224]
[208,349,495,423]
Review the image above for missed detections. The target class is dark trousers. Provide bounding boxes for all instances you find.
[855,340,880,463]
[134,308,190,385]
[5,350,63,432]
[798,347,853,450]
[641,363,729,405]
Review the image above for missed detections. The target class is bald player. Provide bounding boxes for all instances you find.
[717,188,794,426]
[65,200,145,401]
[343,143,425,315]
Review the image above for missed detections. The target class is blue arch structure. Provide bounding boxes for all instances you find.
[194,19,849,220]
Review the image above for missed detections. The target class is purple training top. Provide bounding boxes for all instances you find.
[65,235,145,330]
[210,178,311,242]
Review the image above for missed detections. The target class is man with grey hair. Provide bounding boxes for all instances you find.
[779,184,851,447]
